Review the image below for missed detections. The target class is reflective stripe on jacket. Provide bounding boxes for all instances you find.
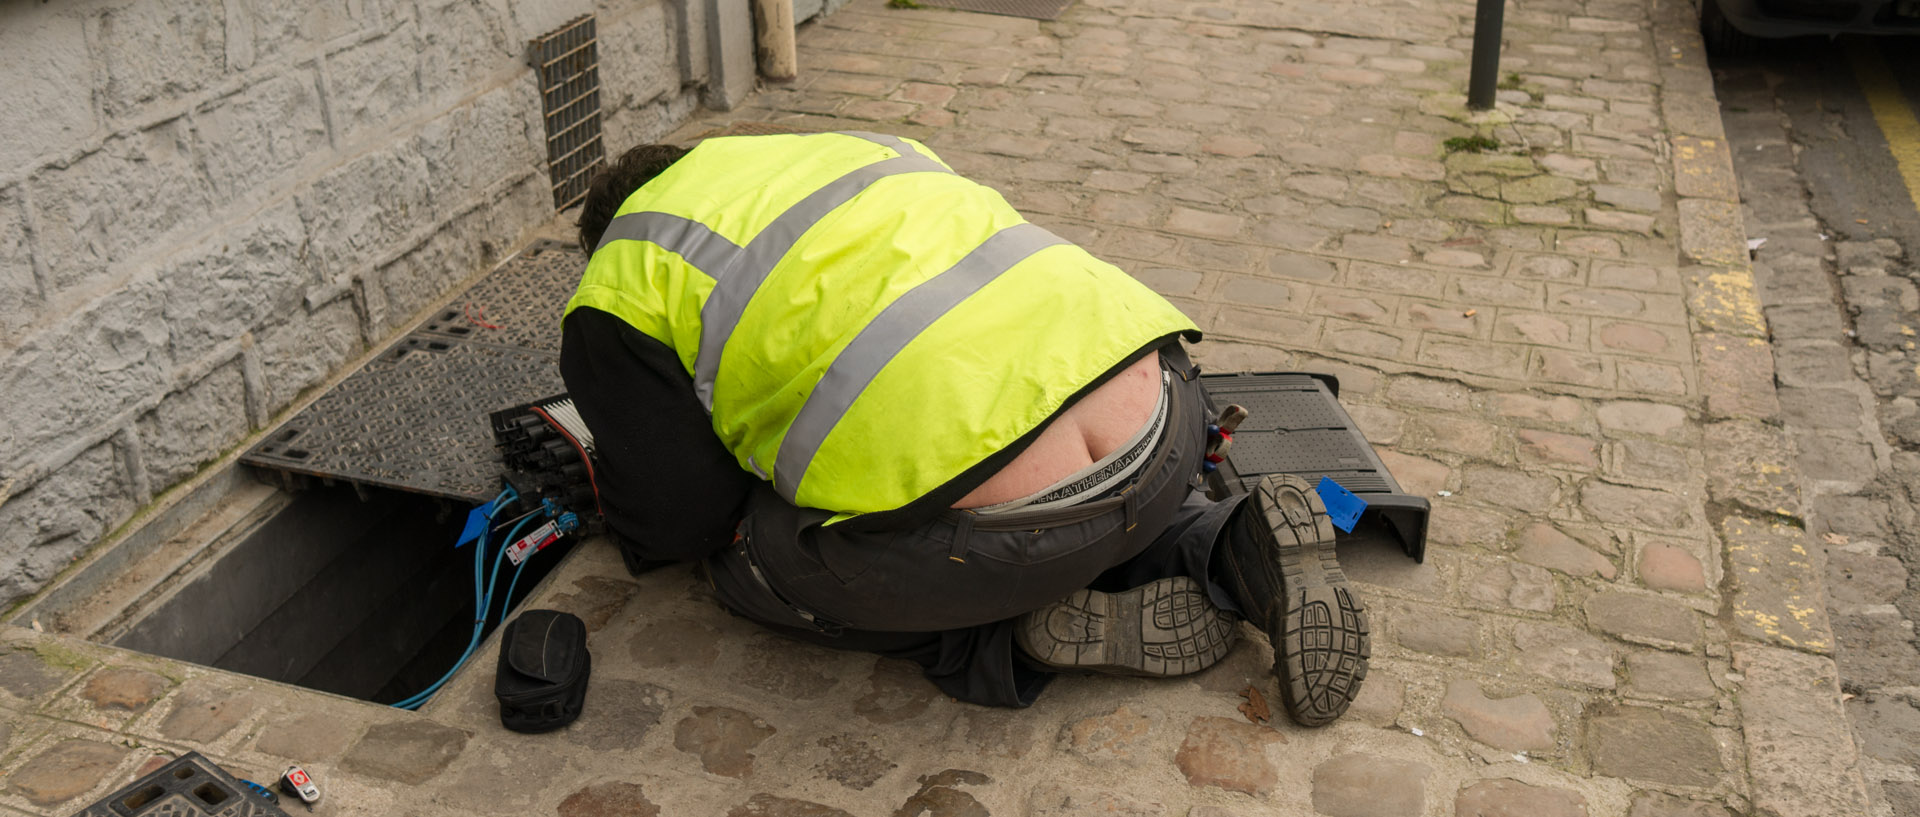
[565,131,1199,517]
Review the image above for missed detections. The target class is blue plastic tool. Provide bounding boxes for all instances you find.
[1314,476,1367,533]
[455,505,490,548]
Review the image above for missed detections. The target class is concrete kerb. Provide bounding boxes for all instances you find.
[1653,3,1873,812]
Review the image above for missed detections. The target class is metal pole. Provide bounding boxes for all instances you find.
[1467,0,1506,110]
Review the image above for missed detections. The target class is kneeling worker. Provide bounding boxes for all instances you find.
[560,131,1368,725]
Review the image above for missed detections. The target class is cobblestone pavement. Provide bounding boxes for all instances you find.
[1714,45,1920,817]
[0,0,1880,814]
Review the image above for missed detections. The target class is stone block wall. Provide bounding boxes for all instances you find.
[0,0,802,611]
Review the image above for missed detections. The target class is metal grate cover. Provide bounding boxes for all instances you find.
[415,242,585,354]
[530,15,606,211]
[917,0,1074,20]
[243,242,577,503]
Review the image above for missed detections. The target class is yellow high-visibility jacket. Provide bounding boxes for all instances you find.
[565,131,1198,518]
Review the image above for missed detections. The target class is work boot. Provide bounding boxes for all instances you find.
[1016,576,1238,677]
[1215,474,1369,726]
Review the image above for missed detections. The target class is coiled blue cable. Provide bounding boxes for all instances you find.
[390,490,528,710]
[391,514,532,710]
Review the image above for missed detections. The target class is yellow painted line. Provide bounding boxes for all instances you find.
[1849,44,1920,217]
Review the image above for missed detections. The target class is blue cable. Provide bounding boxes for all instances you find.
[396,505,577,710]
[478,516,533,619]
[492,504,560,622]
[391,512,537,709]
[462,487,517,611]
[477,488,517,597]
[498,512,580,622]
[239,779,278,803]
[390,491,515,709]
[391,492,538,711]
[498,555,533,623]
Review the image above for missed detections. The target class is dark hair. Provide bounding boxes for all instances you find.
[576,144,692,250]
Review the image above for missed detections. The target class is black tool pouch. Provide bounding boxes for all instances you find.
[494,609,590,733]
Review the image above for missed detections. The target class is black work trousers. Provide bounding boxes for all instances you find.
[560,308,1243,707]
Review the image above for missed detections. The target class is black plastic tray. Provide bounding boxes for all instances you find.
[1199,372,1430,563]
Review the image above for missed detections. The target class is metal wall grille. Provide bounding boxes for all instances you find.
[530,16,606,211]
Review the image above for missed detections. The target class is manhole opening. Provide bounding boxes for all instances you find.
[79,478,577,705]
[17,243,589,707]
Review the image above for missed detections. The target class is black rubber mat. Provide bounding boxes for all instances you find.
[1200,372,1430,562]
[918,0,1074,20]
[243,241,581,503]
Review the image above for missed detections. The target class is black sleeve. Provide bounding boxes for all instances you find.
[560,306,758,567]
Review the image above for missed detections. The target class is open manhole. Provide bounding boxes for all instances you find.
[13,242,590,706]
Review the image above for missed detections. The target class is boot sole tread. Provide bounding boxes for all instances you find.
[1257,474,1371,727]
[1017,576,1239,677]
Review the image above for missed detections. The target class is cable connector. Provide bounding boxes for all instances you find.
[491,394,603,518]
[504,509,581,565]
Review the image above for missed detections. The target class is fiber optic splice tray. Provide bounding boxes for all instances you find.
[1198,372,1430,563]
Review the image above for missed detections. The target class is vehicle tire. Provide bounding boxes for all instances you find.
[1700,0,1762,58]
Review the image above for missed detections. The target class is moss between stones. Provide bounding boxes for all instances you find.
[31,641,94,672]
[1443,135,1501,154]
